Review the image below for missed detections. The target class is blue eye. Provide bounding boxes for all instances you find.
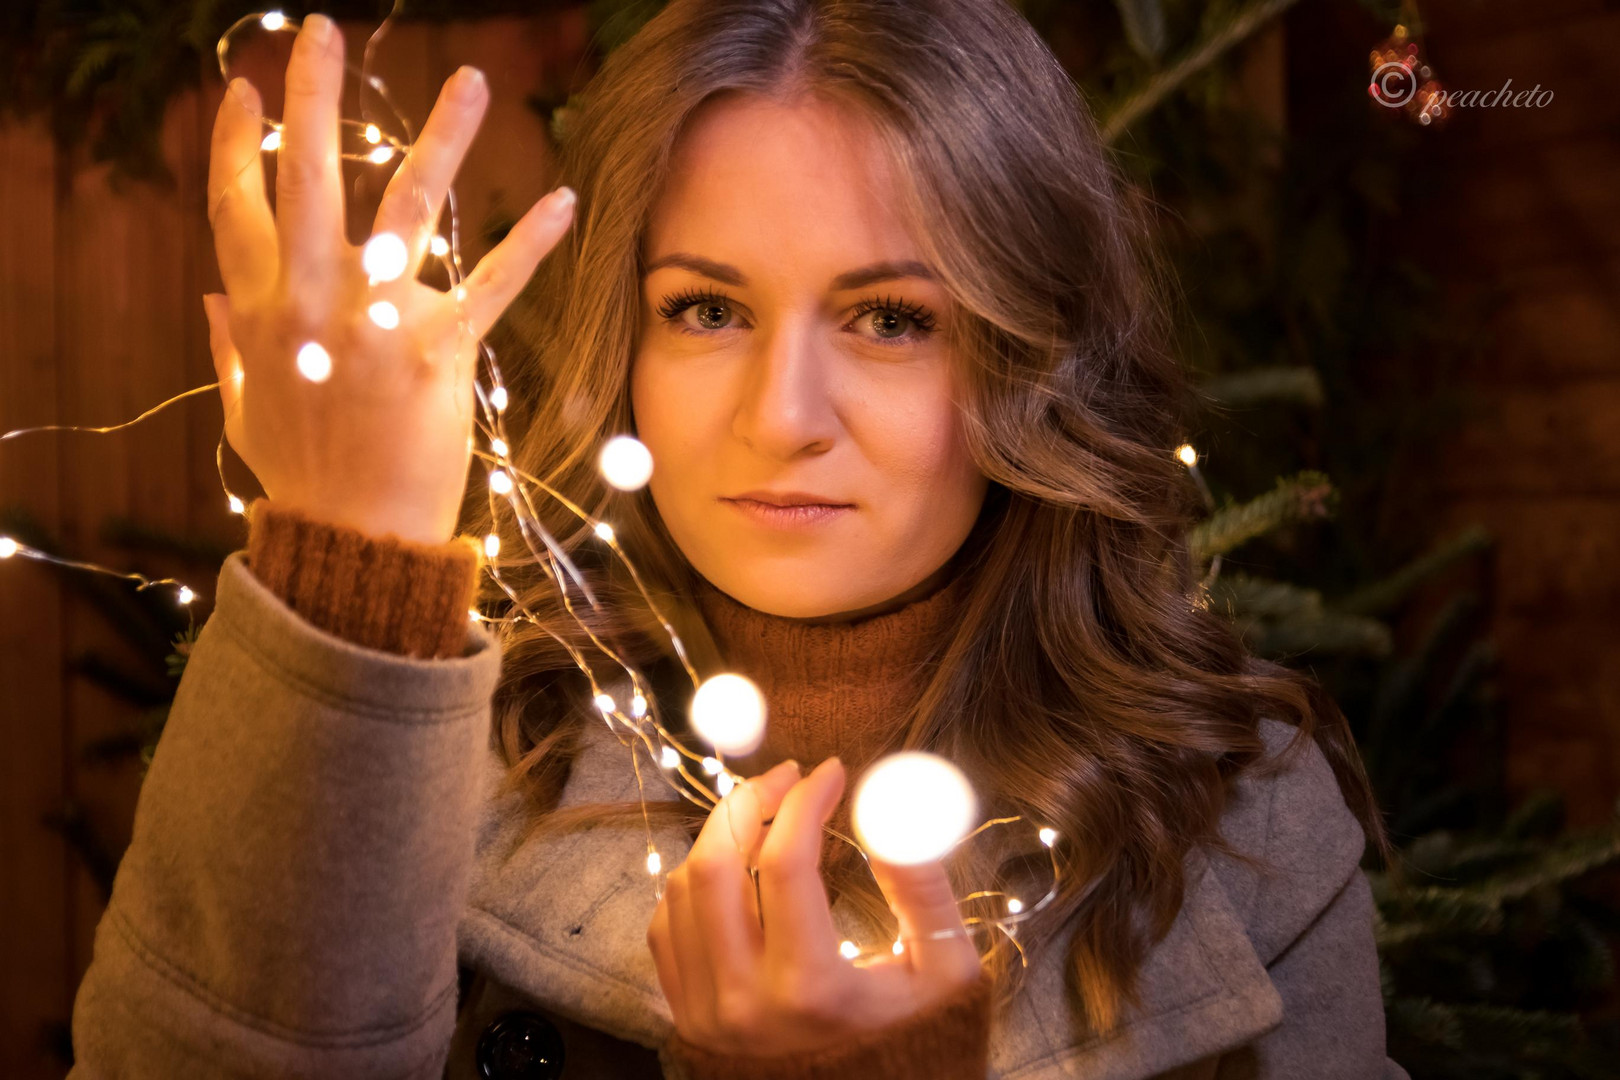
[655,288,938,346]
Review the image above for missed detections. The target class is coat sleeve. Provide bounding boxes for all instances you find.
[1212,725,1411,1080]
[68,507,502,1079]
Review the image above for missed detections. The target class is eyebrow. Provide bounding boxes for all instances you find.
[641,252,937,291]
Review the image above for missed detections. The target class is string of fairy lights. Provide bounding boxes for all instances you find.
[0,5,1218,965]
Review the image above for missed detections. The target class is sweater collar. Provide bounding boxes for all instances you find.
[686,568,969,781]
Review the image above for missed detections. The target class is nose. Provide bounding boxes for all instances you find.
[731,318,839,458]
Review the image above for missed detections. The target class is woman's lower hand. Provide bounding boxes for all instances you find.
[202,13,576,544]
[647,757,986,1056]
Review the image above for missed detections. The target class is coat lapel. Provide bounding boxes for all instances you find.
[458,713,1283,1079]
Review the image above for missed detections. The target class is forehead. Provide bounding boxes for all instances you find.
[644,93,924,280]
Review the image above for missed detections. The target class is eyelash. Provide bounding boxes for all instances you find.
[655,287,938,346]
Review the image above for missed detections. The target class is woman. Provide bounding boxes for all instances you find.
[69,1,1410,1078]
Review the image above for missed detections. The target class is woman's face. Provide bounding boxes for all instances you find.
[631,93,988,620]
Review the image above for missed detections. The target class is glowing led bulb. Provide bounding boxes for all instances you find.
[892,940,905,955]
[646,851,662,875]
[599,435,653,491]
[483,533,501,558]
[631,692,647,718]
[1039,827,1058,847]
[490,437,508,457]
[716,773,736,797]
[690,673,767,756]
[0,537,18,559]
[701,756,723,776]
[260,11,287,31]
[362,232,408,282]
[368,145,395,165]
[177,586,195,605]
[488,470,513,495]
[660,745,679,769]
[839,940,860,959]
[228,495,245,514]
[1006,897,1024,914]
[364,123,381,144]
[296,341,332,383]
[1176,443,1198,467]
[594,521,615,543]
[260,130,281,152]
[594,693,616,714]
[490,386,509,412]
[367,300,399,329]
[430,235,450,257]
[852,752,977,866]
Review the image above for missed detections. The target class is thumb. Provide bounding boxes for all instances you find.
[202,293,243,421]
[868,854,982,985]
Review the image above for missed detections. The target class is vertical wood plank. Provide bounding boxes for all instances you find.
[0,118,69,1080]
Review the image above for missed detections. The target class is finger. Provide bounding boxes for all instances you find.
[202,293,244,422]
[276,13,346,273]
[757,757,845,970]
[372,65,488,274]
[681,784,770,986]
[727,759,802,861]
[646,896,687,1022]
[664,869,716,1034]
[207,79,277,296]
[867,855,982,983]
[460,185,576,337]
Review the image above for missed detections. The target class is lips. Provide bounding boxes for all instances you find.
[724,490,854,508]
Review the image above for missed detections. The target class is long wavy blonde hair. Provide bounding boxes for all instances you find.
[468,0,1394,1036]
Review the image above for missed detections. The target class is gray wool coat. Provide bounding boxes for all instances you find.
[68,552,1412,1079]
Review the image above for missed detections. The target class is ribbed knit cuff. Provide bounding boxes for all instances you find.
[244,498,482,660]
[657,971,994,1080]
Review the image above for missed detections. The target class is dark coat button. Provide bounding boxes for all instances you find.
[476,1011,566,1079]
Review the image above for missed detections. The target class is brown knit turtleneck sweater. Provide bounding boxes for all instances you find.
[689,570,967,848]
[242,497,993,1080]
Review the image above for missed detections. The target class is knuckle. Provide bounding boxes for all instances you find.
[685,852,734,890]
[769,970,839,1025]
[712,987,760,1033]
[275,155,327,200]
[756,844,802,881]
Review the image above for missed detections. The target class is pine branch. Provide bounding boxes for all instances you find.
[1199,366,1325,409]
[1099,0,1304,144]
[1187,470,1336,561]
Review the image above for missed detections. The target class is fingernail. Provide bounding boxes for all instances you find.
[550,186,576,214]
[451,66,486,103]
[304,13,333,43]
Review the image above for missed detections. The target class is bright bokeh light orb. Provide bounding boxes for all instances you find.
[839,940,860,959]
[0,537,18,559]
[646,851,662,875]
[260,11,287,31]
[599,435,653,491]
[488,470,513,495]
[660,745,679,769]
[260,130,281,152]
[853,752,977,866]
[362,232,408,282]
[296,341,332,383]
[483,533,501,559]
[1176,443,1199,467]
[177,586,195,605]
[367,300,400,329]
[368,145,395,165]
[489,386,509,412]
[594,521,615,543]
[228,495,246,514]
[430,235,450,257]
[690,673,766,756]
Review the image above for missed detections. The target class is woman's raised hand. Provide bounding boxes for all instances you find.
[647,758,986,1056]
[202,13,576,544]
